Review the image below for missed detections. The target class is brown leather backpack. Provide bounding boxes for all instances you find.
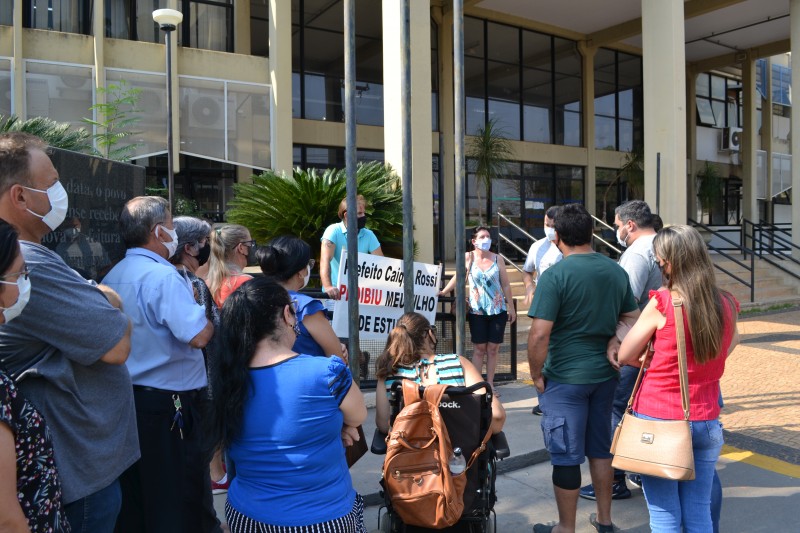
[382,381,489,529]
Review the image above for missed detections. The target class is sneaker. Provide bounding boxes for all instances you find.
[212,473,229,495]
[531,405,543,416]
[578,480,631,501]
[627,473,642,488]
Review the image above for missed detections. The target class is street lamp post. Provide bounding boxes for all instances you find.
[153,8,183,211]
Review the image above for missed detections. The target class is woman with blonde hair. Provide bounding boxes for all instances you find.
[206,224,255,307]
[374,312,505,436]
[616,225,739,533]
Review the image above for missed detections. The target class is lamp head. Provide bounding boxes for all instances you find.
[153,9,183,31]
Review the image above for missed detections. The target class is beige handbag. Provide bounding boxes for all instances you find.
[610,296,695,481]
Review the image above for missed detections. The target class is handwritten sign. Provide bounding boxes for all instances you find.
[331,251,442,340]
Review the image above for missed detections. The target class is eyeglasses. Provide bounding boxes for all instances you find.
[239,240,257,247]
[307,259,316,270]
[0,270,30,285]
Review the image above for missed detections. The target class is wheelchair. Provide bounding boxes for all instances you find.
[371,381,510,532]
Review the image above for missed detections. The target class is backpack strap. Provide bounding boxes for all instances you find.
[466,428,493,470]
[402,378,422,407]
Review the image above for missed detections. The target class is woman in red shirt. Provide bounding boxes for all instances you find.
[207,224,255,308]
[617,225,739,533]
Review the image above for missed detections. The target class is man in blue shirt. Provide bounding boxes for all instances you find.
[103,196,219,533]
[320,194,382,299]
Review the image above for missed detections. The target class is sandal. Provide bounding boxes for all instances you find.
[589,513,616,533]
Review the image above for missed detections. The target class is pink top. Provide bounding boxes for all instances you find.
[633,289,739,421]
[214,274,253,307]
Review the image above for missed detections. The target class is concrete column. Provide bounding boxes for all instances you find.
[234,0,251,55]
[92,0,106,136]
[382,0,434,262]
[12,0,23,116]
[641,0,686,225]
[764,58,773,222]
[579,42,597,216]
[686,69,698,220]
[793,0,800,248]
[741,54,758,227]
[439,8,456,261]
[269,0,292,173]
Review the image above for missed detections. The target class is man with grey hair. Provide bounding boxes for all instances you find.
[103,197,219,532]
[0,132,138,532]
[580,199,661,501]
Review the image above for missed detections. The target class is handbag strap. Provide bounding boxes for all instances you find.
[672,296,691,420]
[623,295,691,421]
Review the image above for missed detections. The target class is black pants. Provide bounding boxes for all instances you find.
[115,387,222,533]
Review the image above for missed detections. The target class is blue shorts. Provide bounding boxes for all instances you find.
[537,377,618,466]
[467,311,508,344]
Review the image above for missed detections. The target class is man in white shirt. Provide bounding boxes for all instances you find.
[522,206,563,416]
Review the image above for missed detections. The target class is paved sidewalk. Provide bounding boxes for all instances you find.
[214,307,800,531]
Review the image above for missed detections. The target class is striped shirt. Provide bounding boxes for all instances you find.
[384,353,466,397]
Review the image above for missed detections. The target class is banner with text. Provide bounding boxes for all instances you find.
[331,251,442,340]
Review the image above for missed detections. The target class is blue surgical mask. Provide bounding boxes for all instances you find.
[475,238,491,251]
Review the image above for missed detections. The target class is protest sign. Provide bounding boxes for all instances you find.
[331,251,442,340]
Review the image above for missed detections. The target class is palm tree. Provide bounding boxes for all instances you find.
[226,161,405,262]
[468,118,513,225]
[0,115,92,152]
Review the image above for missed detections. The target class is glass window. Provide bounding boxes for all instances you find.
[595,116,616,151]
[465,55,486,135]
[710,75,726,100]
[522,30,552,144]
[465,17,485,59]
[186,1,233,52]
[0,59,11,117]
[487,59,520,139]
[26,0,90,34]
[106,69,168,159]
[179,77,226,161]
[251,0,269,57]
[696,74,710,97]
[25,62,93,131]
[294,0,383,126]
[227,82,271,169]
[696,97,716,126]
[0,3,11,25]
[594,48,642,151]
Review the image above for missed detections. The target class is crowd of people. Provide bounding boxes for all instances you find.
[0,131,738,533]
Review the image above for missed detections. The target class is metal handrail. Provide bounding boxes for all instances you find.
[690,218,755,302]
[589,214,623,255]
[498,252,524,273]
[591,214,616,233]
[498,232,529,257]
[742,218,800,284]
[496,211,537,244]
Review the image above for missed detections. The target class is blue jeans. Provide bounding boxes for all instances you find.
[635,413,724,533]
[65,478,122,533]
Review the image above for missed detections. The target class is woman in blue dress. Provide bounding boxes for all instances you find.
[257,236,344,359]
[210,278,367,532]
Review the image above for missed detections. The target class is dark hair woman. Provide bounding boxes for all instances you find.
[0,219,70,531]
[617,225,740,532]
[374,311,506,436]
[210,278,367,532]
[257,236,344,360]
[439,226,516,395]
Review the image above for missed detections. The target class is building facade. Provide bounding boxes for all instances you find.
[1,0,796,263]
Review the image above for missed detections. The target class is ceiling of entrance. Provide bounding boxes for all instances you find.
[474,0,791,64]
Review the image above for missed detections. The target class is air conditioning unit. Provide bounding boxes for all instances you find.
[136,88,166,127]
[187,93,235,131]
[721,127,742,151]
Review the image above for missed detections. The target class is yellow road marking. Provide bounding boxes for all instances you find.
[721,445,800,478]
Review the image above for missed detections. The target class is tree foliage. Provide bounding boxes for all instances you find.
[83,80,142,161]
[227,162,404,260]
[468,118,513,224]
[0,115,92,152]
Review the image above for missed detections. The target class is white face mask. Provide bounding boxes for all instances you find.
[0,275,32,323]
[475,238,491,251]
[156,225,179,259]
[24,181,69,231]
[616,227,629,248]
[302,265,311,289]
[544,227,556,241]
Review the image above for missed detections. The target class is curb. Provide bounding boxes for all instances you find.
[362,448,552,507]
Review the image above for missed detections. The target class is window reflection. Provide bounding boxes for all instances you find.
[26,0,91,34]
[594,48,641,151]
